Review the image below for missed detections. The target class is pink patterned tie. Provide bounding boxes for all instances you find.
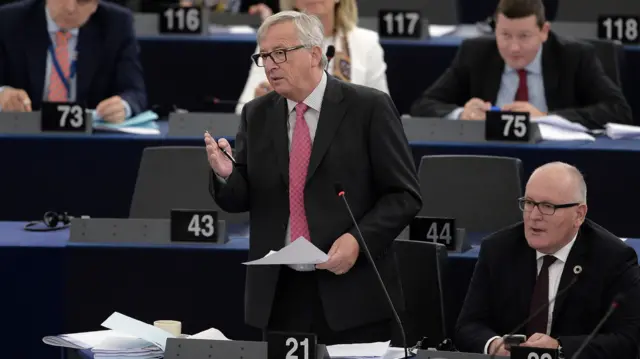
[289,103,311,242]
[48,31,71,102]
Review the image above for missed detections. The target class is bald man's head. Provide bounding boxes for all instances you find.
[528,162,587,203]
[521,162,588,254]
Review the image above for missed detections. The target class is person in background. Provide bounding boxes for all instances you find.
[0,0,146,122]
[456,162,640,358]
[234,0,389,114]
[409,0,631,129]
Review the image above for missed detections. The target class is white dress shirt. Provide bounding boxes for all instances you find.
[484,233,578,354]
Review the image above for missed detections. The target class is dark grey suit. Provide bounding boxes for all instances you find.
[210,74,421,342]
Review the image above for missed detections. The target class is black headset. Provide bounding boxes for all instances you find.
[24,211,72,232]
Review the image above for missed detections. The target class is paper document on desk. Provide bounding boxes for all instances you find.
[605,123,640,140]
[102,312,174,351]
[327,341,391,358]
[537,124,595,141]
[530,115,594,141]
[534,115,589,132]
[43,330,135,349]
[243,237,329,265]
[92,110,160,135]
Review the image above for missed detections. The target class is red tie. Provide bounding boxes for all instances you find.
[289,103,311,242]
[48,31,72,101]
[515,69,529,102]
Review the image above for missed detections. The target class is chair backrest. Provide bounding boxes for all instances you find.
[129,146,249,224]
[418,155,523,233]
[585,38,624,87]
[393,239,450,348]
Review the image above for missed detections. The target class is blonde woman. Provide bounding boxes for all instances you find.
[235,0,389,114]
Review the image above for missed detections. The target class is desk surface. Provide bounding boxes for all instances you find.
[4,221,639,261]
[6,121,640,152]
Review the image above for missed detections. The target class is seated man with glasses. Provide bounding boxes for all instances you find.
[409,0,631,129]
[455,161,640,358]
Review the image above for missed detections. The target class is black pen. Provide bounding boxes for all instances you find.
[206,130,236,164]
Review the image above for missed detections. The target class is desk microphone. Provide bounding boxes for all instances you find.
[489,274,580,359]
[569,294,623,359]
[334,183,409,359]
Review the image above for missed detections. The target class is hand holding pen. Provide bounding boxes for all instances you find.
[204,130,236,178]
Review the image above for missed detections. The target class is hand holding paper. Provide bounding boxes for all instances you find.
[316,232,360,275]
[243,237,328,266]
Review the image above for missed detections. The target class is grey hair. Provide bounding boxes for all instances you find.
[257,10,328,68]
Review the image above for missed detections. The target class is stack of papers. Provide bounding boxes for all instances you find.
[92,110,160,135]
[533,115,595,141]
[43,312,230,358]
[605,123,640,140]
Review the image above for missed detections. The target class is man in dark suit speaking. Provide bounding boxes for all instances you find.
[410,0,631,129]
[204,11,421,344]
[456,162,640,358]
[0,0,146,122]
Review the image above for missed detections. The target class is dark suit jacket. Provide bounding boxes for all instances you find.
[0,0,146,115]
[410,32,632,129]
[210,75,422,331]
[456,219,640,359]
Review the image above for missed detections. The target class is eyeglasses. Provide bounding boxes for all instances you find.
[251,45,307,67]
[518,198,580,215]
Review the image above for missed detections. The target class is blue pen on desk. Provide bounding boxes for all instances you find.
[490,106,501,111]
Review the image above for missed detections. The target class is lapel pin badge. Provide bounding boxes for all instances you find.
[573,265,582,274]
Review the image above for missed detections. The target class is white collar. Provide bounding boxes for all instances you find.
[536,232,578,263]
[286,71,327,114]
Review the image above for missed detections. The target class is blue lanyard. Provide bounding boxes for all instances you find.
[49,44,77,101]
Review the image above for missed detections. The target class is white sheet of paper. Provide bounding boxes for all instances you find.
[243,237,329,266]
[101,312,174,351]
[605,123,640,140]
[42,330,128,349]
[534,115,589,132]
[188,328,230,340]
[327,341,391,358]
[538,124,595,141]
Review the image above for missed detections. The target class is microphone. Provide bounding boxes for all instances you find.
[489,274,580,359]
[205,96,248,107]
[325,45,336,71]
[569,294,624,359]
[326,45,336,62]
[333,183,409,359]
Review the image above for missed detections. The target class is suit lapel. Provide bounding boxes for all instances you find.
[541,37,560,111]
[551,230,587,329]
[484,48,504,104]
[76,17,102,104]
[306,76,347,183]
[269,96,290,186]
[25,3,49,103]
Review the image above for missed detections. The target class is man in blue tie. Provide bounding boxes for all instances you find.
[409,0,632,129]
[0,0,146,123]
